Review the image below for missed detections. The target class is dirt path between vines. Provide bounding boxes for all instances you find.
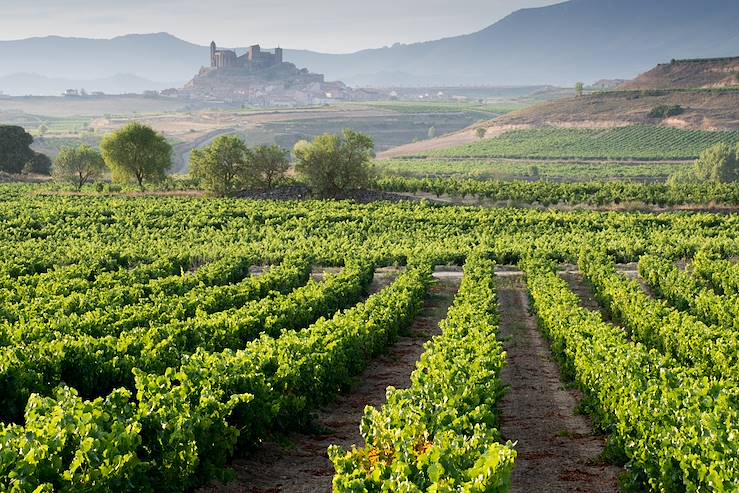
[496,270,620,493]
[200,268,462,493]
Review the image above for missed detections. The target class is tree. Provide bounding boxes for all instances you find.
[476,127,487,140]
[428,126,437,139]
[251,144,290,190]
[692,143,739,184]
[24,152,52,175]
[0,125,35,174]
[575,82,584,97]
[189,135,251,196]
[100,123,171,191]
[294,130,374,197]
[53,145,107,191]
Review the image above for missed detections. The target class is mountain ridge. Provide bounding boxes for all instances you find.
[1,0,738,92]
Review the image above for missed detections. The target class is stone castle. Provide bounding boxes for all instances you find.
[210,41,283,69]
[179,41,365,104]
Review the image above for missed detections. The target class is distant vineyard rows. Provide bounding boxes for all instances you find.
[424,125,739,160]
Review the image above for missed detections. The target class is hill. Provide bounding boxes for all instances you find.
[1,0,738,89]
[288,0,739,86]
[0,33,203,86]
[380,88,739,158]
[620,57,739,90]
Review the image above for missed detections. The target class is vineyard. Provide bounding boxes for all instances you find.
[376,176,739,207]
[423,126,739,160]
[377,158,691,182]
[1,184,739,492]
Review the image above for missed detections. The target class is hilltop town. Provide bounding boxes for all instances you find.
[176,41,363,105]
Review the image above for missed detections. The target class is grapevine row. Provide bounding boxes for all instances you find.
[375,176,739,206]
[525,258,739,491]
[330,254,516,491]
[0,261,431,492]
[0,257,368,423]
[2,254,303,343]
[578,249,739,380]
[425,126,739,161]
[638,254,739,331]
[691,250,739,296]
[0,252,254,327]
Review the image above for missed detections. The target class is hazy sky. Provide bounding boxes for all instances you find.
[1,0,561,52]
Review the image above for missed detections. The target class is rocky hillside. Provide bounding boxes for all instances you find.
[620,58,739,90]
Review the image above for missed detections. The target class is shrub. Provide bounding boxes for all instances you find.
[294,130,374,197]
[53,145,106,191]
[648,105,685,119]
[693,142,739,183]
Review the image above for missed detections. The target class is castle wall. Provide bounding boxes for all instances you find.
[211,42,282,69]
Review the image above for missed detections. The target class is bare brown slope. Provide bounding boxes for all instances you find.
[620,58,739,90]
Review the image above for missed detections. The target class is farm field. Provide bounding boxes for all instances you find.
[376,158,693,182]
[424,125,739,161]
[0,102,505,171]
[375,177,739,208]
[1,184,739,492]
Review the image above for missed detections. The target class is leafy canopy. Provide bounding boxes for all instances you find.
[670,143,739,185]
[0,125,35,174]
[693,143,739,183]
[53,145,107,191]
[190,135,252,196]
[294,130,374,197]
[101,123,171,190]
[251,144,290,190]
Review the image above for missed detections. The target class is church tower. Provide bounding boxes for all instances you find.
[210,41,217,67]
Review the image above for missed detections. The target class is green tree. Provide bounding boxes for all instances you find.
[53,145,107,191]
[100,123,171,191]
[294,130,374,197]
[189,135,252,196]
[476,127,487,140]
[692,143,739,183]
[0,125,35,174]
[575,82,584,97]
[251,144,290,190]
[24,152,52,175]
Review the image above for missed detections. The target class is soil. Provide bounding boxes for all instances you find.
[198,268,462,493]
[377,125,524,159]
[496,271,621,493]
[309,266,343,283]
[615,263,657,298]
[559,270,610,318]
